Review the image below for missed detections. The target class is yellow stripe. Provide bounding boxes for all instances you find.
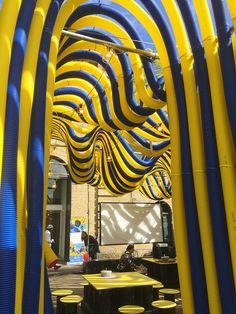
[63,15,165,109]
[194,0,236,289]
[163,1,221,313]
[16,1,52,313]
[0,0,21,186]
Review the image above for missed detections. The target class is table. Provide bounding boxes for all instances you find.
[142,258,179,288]
[82,272,160,313]
[83,258,142,274]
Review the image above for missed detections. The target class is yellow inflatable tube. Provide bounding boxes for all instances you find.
[0,1,23,312]
[16,1,52,313]
[55,77,116,131]
[65,15,165,109]
[122,132,170,158]
[194,0,236,287]
[107,1,195,310]
[56,60,135,130]
[57,41,150,125]
[0,0,21,184]
[51,119,95,165]
[163,1,221,313]
[44,241,58,268]
[53,93,97,126]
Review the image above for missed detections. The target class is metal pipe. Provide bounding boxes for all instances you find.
[62,29,159,60]
[50,144,67,147]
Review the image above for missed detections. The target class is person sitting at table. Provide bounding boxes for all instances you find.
[81,231,100,260]
[117,244,139,272]
[117,244,148,274]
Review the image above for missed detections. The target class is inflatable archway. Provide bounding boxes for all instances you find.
[0,1,235,313]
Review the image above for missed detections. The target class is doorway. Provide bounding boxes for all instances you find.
[46,210,61,255]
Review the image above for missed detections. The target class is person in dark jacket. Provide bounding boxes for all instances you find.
[81,231,100,260]
[117,244,138,272]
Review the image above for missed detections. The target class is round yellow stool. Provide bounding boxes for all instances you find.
[80,281,89,303]
[152,300,176,314]
[159,288,180,302]
[60,295,83,314]
[118,305,145,313]
[153,282,164,300]
[51,289,73,314]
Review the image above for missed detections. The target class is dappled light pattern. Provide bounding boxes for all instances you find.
[100,203,163,245]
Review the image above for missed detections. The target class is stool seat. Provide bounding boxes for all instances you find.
[52,290,73,314]
[153,283,164,300]
[159,288,180,302]
[153,283,164,289]
[152,300,176,309]
[60,295,83,303]
[52,289,73,296]
[159,289,179,295]
[118,305,145,313]
[60,295,83,314]
[152,300,176,313]
[80,281,89,286]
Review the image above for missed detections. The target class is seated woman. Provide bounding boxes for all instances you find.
[117,244,148,274]
[117,244,139,272]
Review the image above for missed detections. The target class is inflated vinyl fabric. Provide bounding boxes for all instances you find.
[0,0,235,313]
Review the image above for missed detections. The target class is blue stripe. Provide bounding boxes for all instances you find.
[140,1,209,312]
[0,1,36,313]
[23,1,62,313]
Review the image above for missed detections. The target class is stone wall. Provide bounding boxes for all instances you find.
[70,183,159,259]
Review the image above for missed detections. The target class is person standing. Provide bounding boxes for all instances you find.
[45,224,55,247]
[44,226,61,270]
[81,231,100,260]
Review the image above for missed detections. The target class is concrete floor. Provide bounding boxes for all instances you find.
[48,264,183,313]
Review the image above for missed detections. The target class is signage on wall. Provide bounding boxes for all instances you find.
[69,215,87,263]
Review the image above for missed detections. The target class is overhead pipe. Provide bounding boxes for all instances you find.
[62,29,159,60]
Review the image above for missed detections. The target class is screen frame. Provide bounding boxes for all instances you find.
[99,202,166,246]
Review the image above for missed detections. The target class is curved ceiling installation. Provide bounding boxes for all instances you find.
[0,1,235,314]
[53,1,170,198]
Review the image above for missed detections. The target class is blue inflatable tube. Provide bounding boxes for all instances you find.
[57,50,147,127]
[177,1,236,312]
[54,99,98,124]
[56,71,119,129]
[22,1,62,313]
[59,28,160,114]
[210,0,236,146]
[0,1,36,313]
[78,29,160,113]
[65,3,162,98]
[99,134,158,183]
[140,1,209,312]
[54,84,105,126]
[127,130,170,151]
[44,267,54,314]
[54,96,99,124]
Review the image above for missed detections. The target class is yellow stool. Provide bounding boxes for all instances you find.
[118,305,145,313]
[153,282,164,300]
[60,295,83,314]
[80,282,89,286]
[80,281,89,303]
[159,288,180,302]
[152,300,176,314]
[51,289,73,314]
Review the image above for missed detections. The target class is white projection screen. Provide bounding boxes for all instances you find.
[100,203,163,245]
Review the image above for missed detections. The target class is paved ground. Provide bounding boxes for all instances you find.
[48,263,182,313]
